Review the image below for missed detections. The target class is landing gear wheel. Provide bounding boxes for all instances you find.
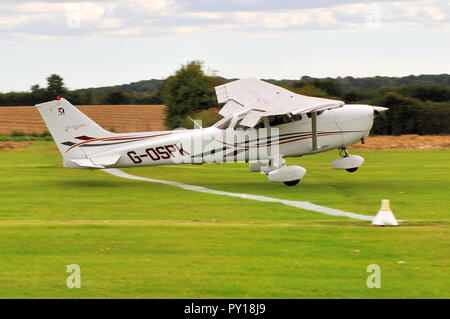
[284,179,300,186]
[346,167,358,173]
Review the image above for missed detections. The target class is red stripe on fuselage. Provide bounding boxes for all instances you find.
[65,132,174,153]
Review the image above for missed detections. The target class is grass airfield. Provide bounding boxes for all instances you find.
[0,141,448,298]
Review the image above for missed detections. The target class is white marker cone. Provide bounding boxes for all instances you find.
[372,199,398,226]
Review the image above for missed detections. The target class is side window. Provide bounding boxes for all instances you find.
[269,115,293,126]
[291,114,302,121]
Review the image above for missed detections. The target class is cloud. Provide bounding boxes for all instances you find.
[170,0,408,12]
[0,0,448,39]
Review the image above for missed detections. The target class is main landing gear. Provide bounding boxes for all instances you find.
[331,148,364,172]
[283,179,300,186]
[249,156,306,186]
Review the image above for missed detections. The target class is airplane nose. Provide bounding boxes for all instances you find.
[372,106,388,116]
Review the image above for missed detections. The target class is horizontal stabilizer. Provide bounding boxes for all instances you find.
[71,154,120,169]
[71,159,105,169]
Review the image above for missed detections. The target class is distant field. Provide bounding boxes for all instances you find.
[0,142,448,298]
[349,134,449,150]
[0,105,167,134]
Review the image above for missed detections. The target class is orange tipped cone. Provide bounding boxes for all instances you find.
[372,199,398,226]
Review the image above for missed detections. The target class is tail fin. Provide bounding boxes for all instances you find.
[35,98,115,162]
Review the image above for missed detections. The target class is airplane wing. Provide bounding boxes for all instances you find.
[215,78,344,127]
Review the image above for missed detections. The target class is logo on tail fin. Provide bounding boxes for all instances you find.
[58,107,65,116]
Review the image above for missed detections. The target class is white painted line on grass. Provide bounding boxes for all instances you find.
[103,168,375,221]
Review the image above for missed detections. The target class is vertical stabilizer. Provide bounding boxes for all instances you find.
[35,98,115,161]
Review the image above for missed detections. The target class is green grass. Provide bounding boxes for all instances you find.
[0,141,448,298]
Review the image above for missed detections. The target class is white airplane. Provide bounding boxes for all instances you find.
[36,78,387,186]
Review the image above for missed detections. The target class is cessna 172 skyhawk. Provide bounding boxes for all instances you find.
[36,78,387,186]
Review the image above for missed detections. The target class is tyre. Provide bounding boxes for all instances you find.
[284,179,300,186]
[346,167,358,173]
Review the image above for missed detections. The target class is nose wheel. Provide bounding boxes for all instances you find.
[340,148,359,172]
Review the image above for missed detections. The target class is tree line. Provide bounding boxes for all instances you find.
[161,63,449,135]
[0,64,448,135]
[0,74,163,106]
[270,78,449,135]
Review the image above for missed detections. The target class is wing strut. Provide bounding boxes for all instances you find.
[311,112,318,151]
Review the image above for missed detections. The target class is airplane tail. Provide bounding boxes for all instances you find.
[35,98,118,168]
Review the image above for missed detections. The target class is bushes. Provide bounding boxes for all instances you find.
[371,92,449,135]
[0,131,52,141]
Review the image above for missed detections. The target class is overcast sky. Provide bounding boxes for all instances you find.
[1,0,449,91]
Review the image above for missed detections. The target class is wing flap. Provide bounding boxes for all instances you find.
[240,110,265,127]
[218,100,244,117]
[215,85,229,104]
